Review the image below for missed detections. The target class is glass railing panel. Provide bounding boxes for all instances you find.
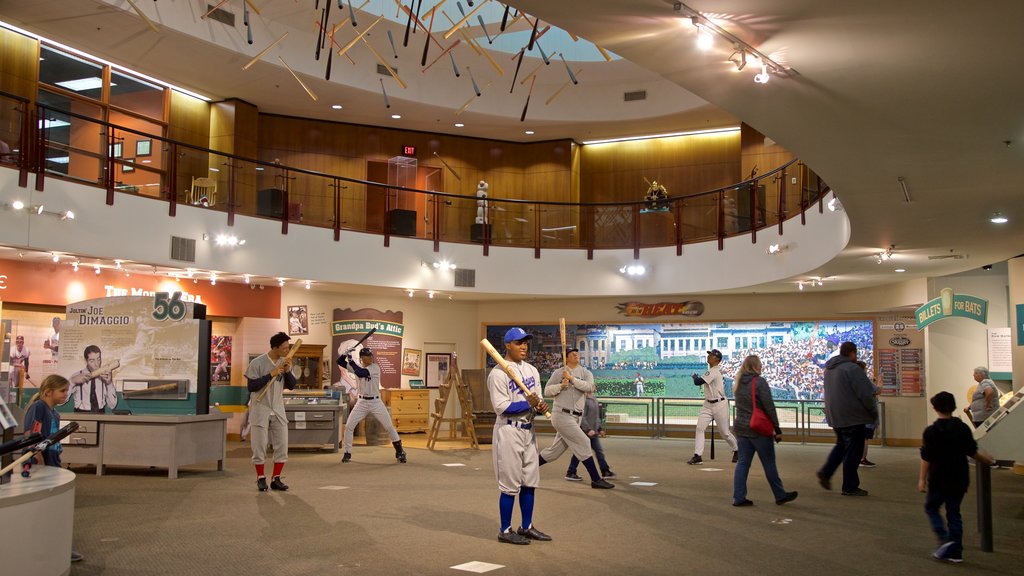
[639,199,676,248]
[287,169,334,229]
[107,125,163,197]
[487,199,535,248]
[680,193,717,242]
[37,97,104,185]
[590,204,633,249]
[437,193,480,245]
[538,203,578,249]
[0,94,25,167]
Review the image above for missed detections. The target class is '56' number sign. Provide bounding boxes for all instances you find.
[152,292,187,321]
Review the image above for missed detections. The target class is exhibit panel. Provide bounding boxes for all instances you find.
[974,390,1024,464]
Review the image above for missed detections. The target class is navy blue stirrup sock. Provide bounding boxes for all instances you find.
[499,493,515,532]
[519,486,535,529]
[582,456,601,481]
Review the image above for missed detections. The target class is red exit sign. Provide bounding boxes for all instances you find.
[402,145,416,156]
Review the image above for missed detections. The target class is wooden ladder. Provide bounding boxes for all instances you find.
[426,353,479,449]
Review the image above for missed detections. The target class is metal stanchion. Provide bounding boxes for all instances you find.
[976,463,993,552]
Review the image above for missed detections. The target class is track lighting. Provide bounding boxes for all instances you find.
[753,64,770,84]
[767,243,785,255]
[990,212,1008,224]
[11,200,24,210]
[278,278,285,287]
[875,246,894,264]
[729,47,747,71]
[619,264,647,276]
[305,280,311,290]
[51,252,60,263]
[244,274,251,284]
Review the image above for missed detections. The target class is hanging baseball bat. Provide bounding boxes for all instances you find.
[343,328,377,355]
[559,317,567,367]
[254,338,303,403]
[243,32,289,71]
[480,338,551,418]
[0,433,43,457]
[0,422,80,477]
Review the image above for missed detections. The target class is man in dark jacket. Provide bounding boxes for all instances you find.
[817,342,879,496]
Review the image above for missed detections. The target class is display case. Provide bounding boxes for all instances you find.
[290,344,326,389]
[283,390,345,452]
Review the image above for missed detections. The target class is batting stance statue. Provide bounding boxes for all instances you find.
[487,327,552,545]
[338,348,407,464]
[245,332,297,492]
[537,348,615,489]
[688,349,739,465]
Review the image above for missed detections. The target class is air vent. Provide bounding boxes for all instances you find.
[206,4,236,26]
[623,90,647,102]
[377,64,397,76]
[454,268,476,288]
[170,236,196,263]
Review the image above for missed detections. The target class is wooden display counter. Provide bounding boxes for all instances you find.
[60,413,228,479]
[0,466,76,576]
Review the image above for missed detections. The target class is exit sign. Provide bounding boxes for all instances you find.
[402,145,416,156]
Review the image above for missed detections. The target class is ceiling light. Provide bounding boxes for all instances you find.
[990,212,1008,224]
[875,245,894,264]
[619,264,646,276]
[407,289,414,297]
[305,280,311,290]
[61,210,74,220]
[210,273,217,286]
[391,114,402,119]
[72,260,79,272]
[11,200,24,210]
[525,130,535,135]
[454,123,464,127]
[827,197,841,212]
[51,253,60,263]
[209,167,220,172]
[767,243,784,255]
[895,268,906,273]
[278,278,285,286]
[244,274,251,284]
[427,290,435,299]
[33,204,44,215]
[753,64,770,84]
[94,265,101,275]
[55,77,103,92]
[331,104,343,110]
[581,126,740,146]
[115,260,122,269]
[691,17,713,50]
[798,281,804,291]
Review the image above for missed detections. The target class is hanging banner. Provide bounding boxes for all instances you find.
[915,287,988,330]
[331,308,404,389]
[615,301,704,318]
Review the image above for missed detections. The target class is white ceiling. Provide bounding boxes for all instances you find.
[2,0,1023,299]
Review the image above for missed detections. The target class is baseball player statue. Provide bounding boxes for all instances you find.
[245,332,297,492]
[687,349,739,465]
[537,347,614,489]
[487,327,551,545]
[338,348,407,464]
[475,180,489,224]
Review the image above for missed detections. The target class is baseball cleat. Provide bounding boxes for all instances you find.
[270,476,289,491]
[497,530,530,545]
[687,454,703,465]
[341,452,352,463]
[591,478,615,489]
[396,451,407,463]
[517,526,552,541]
[256,477,268,492]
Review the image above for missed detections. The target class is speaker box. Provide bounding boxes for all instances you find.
[257,188,284,218]
[388,209,416,236]
[470,223,492,243]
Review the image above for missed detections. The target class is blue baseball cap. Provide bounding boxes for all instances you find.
[504,327,532,343]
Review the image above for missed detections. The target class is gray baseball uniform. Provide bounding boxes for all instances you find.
[340,356,401,453]
[487,359,541,495]
[245,353,296,465]
[539,364,595,463]
[694,364,738,456]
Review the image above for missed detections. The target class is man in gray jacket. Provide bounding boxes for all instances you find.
[816,342,879,496]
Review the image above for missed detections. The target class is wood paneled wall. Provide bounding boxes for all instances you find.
[168,91,211,198]
[0,28,38,159]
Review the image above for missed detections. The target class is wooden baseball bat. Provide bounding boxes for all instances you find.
[123,382,179,397]
[559,317,567,368]
[479,338,551,418]
[254,338,303,402]
[88,360,120,379]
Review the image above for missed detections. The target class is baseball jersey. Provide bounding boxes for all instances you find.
[338,357,383,397]
[700,365,727,401]
[543,365,595,413]
[245,353,297,420]
[487,359,541,421]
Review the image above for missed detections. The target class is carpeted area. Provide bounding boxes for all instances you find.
[66,435,1023,575]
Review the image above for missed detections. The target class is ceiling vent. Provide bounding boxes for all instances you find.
[454,268,475,288]
[927,253,968,260]
[170,236,196,263]
[377,64,397,76]
[623,90,647,102]
[205,4,236,26]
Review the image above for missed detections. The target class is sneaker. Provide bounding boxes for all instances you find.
[860,459,877,468]
[564,473,583,482]
[497,529,530,545]
[775,491,799,505]
[732,451,739,463]
[591,478,615,489]
[270,476,289,491]
[841,488,869,496]
[933,541,963,563]
[687,454,703,465]
[732,499,754,507]
[71,550,83,563]
[603,470,617,479]
[341,452,351,463]
[517,525,552,541]
[256,476,268,492]
[816,471,832,491]
[396,451,407,463]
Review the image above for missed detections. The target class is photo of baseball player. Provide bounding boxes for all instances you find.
[337,347,407,464]
[9,335,30,388]
[244,332,297,492]
[537,347,614,489]
[43,317,61,360]
[69,345,118,413]
[487,327,552,545]
[688,349,739,465]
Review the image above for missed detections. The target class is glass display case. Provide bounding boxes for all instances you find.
[289,344,326,389]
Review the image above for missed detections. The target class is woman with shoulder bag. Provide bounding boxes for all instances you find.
[732,354,798,507]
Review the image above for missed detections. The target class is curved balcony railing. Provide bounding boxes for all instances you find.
[0,90,831,255]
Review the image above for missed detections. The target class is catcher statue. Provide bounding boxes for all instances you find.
[644,178,669,210]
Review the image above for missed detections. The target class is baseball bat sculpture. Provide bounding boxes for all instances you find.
[480,338,551,418]
[559,317,567,368]
[0,422,80,477]
[88,360,120,378]
[254,338,303,403]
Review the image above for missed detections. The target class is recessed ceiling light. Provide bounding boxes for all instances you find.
[454,123,464,127]
[391,114,402,119]
[525,130,535,135]
[331,104,343,110]
[894,268,906,273]
[990,212,1008,224]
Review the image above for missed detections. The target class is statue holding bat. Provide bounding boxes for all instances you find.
[69,345,119,413]
[482,327,552,545]
[244,331,297,492]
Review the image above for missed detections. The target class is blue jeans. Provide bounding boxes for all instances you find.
[733,435,787,503]
[567,435,609,475]
[819,424,866,493]
[925,489,964,549]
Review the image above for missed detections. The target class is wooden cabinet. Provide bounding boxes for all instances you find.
[289,344,326,389]
[382,389,429,433]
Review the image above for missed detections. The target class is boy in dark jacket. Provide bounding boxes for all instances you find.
[919,391,994,563]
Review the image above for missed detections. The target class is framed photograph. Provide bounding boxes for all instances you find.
[110,141,122,158]
[425,352,451,388]
[287,305,308,335]
[401,348,422,376]
[122,157,135,173]
[135,139,152,157]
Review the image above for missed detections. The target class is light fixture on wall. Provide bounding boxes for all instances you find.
[244,274,251,284]
[51,252,60,263]
[619,264,647,276]
[427,290,435,299]
[304,280,311,290]
[426,260,456,271]
[210,273,217,286]
[874,245,894,264]
[278,278,285,287]
[407,289,415,298]
[213,233,245,247]
[71,260,79,272]
[990,212,1008,224]
[766,243,786,255]
[827,195,843,212]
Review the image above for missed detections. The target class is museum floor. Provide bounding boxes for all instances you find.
[66,435,1023,576]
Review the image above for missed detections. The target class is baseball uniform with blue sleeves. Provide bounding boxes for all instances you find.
[487,359,541,495]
